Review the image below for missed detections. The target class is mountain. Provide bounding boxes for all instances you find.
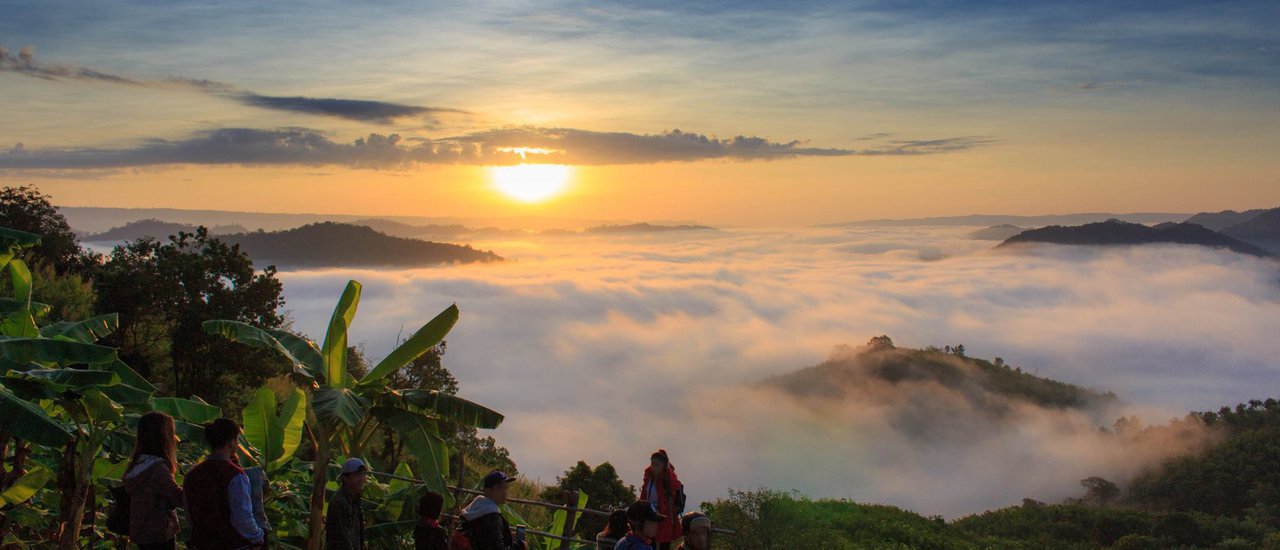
[824,212,1190,228]
[969,224,1026,241]
[997,220,1271,257]
[584,223,716,234]
[219,222,501,268]
[1222,208,1280,254]
[83,219,246,242]
[1183,208,1268,231]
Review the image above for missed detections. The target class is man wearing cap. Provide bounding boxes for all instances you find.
[460,470,525,550]
[183,418,266,549]
[615,501,664,550]
[325,458,368,550]
[675,512,712,550]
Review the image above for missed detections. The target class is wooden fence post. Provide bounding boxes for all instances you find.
[558,490,579,550]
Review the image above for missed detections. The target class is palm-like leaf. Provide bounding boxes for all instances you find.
[0,337,117,366]
[0,387,72,446]
[312,387,369,427]
[371,407,450,498]
[322,280,362,388]
[8,258,31,307]
[0,227,41,249]
[361,304,458,386]
[399,389,504,429]
[266,329,326,382]
[150,396,221,424]
[202,320,316,383]
[41,314,120,343]
[0,466,52,506]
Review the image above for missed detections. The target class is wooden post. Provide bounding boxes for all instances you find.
[558,490,578,550]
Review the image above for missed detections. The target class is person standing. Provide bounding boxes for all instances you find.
[124,411,184,550]
[183,418,265,550]
[614,501,664,550]
[596,509,630,550]
[413,490,448,550]
[325,458,368,550]
[460,470,525,550]
[638,450,684,550]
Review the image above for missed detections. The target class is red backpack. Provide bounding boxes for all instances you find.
[451,518,472,550]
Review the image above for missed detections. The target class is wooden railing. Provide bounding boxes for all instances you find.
[368,469,734,548]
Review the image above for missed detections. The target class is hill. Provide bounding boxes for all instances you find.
[1222,208,1280,254]
[219,222,502,268]
[1184,208,1268,231]
[998,220,1270,257]
[969,224,1026,241]
[83,219,245,242]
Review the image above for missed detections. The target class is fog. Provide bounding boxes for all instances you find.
[275,226,1280,517]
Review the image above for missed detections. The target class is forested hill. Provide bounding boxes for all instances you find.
[998,220,1270,257]
[765,338,1115,411]
[220,222,502,268]
[83,219,246,241]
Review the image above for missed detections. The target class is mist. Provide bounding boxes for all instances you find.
[274,226,1280,517]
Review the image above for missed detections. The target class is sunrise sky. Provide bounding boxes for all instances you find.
[2,1,1278,225]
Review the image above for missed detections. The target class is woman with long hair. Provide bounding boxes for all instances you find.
[639,449,685,550]
[124,411,184,550]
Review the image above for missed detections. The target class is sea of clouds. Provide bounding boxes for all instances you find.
[274,226,1280,517]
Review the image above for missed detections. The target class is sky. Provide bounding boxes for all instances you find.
[2,0,1279,225]
[276,227,1280,516]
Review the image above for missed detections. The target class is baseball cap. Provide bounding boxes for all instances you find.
[483,470,517,488]
[340,458,367,475]
[627,500,665,522]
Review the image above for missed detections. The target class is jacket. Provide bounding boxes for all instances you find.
[184,455,264,549]
[640,466,684,543]
[325,487,365,550]
[123,455,183,544]
[413,519,448,550]
[613,534,654,550]
[462,495,519,550]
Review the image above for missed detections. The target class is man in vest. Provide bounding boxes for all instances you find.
[184,418,266,549]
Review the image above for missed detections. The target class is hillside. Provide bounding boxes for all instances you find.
[220,222,502,268]
[84,219,245,241]
[1222,208,1280,254]
[824,212,1189,228]
[1184,208,1268,231]
[998,220,1270,257]
[969,224,1026,241]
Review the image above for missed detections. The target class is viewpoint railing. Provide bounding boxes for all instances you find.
[368,469,735,548]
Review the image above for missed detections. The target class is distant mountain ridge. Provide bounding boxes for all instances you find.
[825,212,1189,228]
[220,223,501,268]
[83,219,246,242]
[998,220,1270,257]
[969,224,1026,241]
[1183,209,1268,231]
[584,223,716,233]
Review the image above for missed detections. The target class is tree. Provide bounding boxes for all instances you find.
[867,335,895,350]
[540,461,636,539]
[0,186,97,275]
[204,280,504,549]
[93,228,287,408]
[1081,477,1120,507]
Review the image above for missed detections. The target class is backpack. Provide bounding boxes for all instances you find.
[105,484,131,536]
[451,518,472,550]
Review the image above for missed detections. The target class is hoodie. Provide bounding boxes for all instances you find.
[123,455,183,544]
[462,495,517,550]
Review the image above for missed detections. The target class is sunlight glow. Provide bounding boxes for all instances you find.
[490,164,572,203]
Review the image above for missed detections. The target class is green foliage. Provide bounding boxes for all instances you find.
[0,186,98,275]
[242,385,307,471]
[540,461,636,539]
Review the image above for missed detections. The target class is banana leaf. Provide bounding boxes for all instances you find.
[266,329,326,383]
[322,280,362,389]
[151,396,221,424]
[0,466,51,506]
[312,387,369,427]
[40,313,120,343]
[105,359,156,393]
[0,298,51,318]
[0,337,117,366]
[399,389,504,429]
[361,304,458,386]
[5,368,119,391]
[371,406,450,503]
[202,320,316,383]
[0,387,71,446]
[0,227,40,249]
[7,258,30,306]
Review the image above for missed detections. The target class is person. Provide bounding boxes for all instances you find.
[413,490,448,550]
[124,411,184,550]
[460,470,525,550]
[326,458,368,550]
[596,509,630,550]
[183,418,265,550]
[675,512,712,550]
[245,466,271,539]
[614,501,664,550]
[639,450,684,550]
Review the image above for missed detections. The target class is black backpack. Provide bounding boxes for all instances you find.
[105,484,131,536]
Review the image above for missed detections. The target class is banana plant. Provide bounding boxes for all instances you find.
[204,279,504,550]
[241,385,307,472]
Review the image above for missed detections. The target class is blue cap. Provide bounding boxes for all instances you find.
[483,470,516,488]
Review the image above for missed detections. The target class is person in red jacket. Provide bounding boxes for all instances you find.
[638,450,684,550]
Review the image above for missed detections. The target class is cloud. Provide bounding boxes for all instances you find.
[268,227,1280,517]
[0,45,457,123]
[0,126,998,170]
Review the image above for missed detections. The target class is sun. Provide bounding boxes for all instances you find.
[489,164,572,203]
